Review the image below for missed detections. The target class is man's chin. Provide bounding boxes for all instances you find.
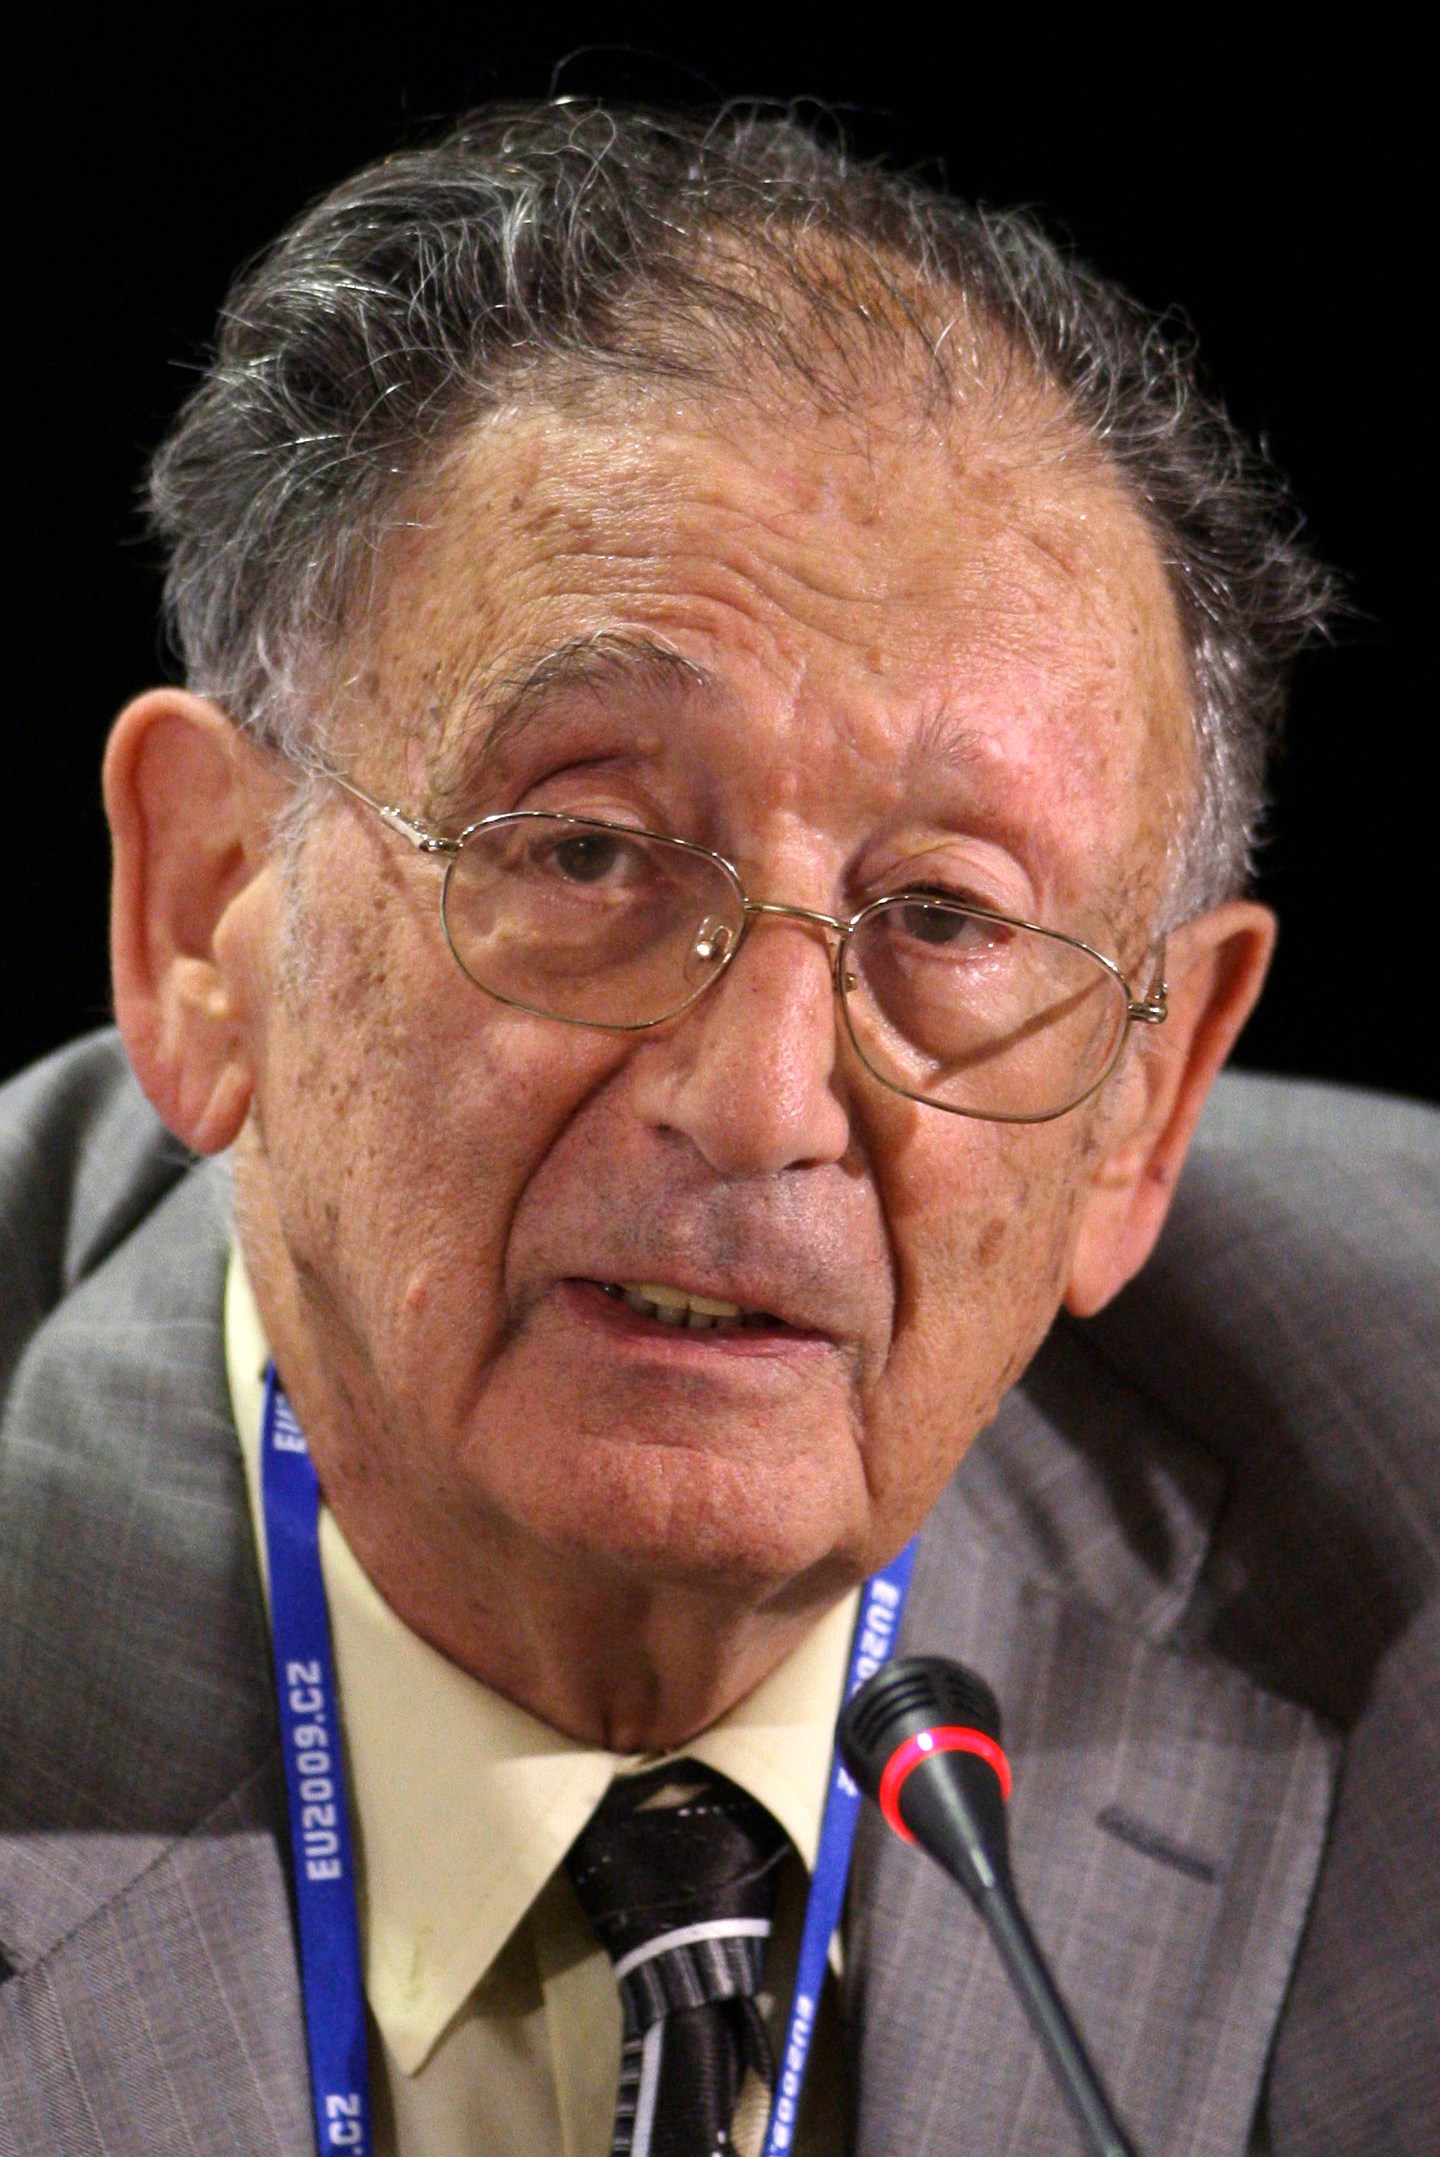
[523,1437,868,1605]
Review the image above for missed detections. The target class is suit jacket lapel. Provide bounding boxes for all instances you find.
[0,1146,312,2154]
[847,1324,1338,2156]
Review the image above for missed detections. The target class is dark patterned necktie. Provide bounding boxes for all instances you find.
[565,1760,788,2157]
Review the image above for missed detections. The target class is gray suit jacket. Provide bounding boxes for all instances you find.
[2,1035,1437,2155]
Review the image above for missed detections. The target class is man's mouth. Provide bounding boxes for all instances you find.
[595,1280,784,1332]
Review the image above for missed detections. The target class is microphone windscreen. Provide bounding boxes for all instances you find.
[838,1654,1003,1800]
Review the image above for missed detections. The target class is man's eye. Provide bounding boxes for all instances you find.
[889,896,1008,951]
[547,832,631,883]
[898,903,977,946]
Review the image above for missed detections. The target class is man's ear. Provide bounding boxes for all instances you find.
[104,691,280,1155]
[1063,899,1276,1317]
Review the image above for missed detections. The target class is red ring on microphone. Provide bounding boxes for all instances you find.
[878,1725,1013,1843]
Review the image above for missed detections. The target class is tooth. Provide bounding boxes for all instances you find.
[618,1282,746,1321]
[630,1282,689,1310]
[685,1293,745,1319]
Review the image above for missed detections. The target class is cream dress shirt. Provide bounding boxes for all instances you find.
[227,1252,852,2156]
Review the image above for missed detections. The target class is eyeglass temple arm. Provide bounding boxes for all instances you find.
[1127,940,1169,1025]
[321,770,459,855]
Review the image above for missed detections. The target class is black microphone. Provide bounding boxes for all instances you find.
[839,1655,1140,2157]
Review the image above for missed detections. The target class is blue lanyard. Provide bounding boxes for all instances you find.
[261,1367,914,2157]
[262,1370,372,2157]
[760,1539,916,2156]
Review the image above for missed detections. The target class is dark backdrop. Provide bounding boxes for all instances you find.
[2,14,1427,1101]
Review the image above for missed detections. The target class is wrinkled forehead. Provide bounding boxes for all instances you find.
[334,382,1195,929]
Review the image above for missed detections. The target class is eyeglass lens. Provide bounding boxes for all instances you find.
[441,816,1130,1118]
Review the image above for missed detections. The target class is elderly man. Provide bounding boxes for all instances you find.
[1,103,1436,2157]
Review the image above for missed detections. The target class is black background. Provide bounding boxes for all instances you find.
[2,13,1427,1101]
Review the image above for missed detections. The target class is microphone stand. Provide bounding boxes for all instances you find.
[841,1655,1141,2157]
[985,1899,1137,2157]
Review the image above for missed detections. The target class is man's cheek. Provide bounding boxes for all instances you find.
[895,1172,1072,1411]
[889,1150,1029,1325]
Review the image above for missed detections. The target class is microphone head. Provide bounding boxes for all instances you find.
[839,1654,1003,1800]
[839,1655,1012,1886]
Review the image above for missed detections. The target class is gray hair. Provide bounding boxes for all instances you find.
[149,101,1334,915]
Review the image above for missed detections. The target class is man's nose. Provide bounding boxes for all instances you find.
[629,911,853,1176]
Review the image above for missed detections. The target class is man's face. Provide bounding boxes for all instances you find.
[228,388,1191,1623]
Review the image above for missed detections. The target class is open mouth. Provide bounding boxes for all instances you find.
[592,1280,788,1332]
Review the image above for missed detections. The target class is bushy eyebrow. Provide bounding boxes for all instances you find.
[432,632,710,817]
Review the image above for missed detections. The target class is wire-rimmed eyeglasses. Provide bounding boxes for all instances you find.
[324,774,1168,1124]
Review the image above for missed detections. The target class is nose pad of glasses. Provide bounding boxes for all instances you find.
[690,917,735,968]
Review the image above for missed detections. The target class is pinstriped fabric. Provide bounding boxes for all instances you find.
[0,1770,312,2157]
[0,1040,311,2152]
[566,1763,786,2157]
